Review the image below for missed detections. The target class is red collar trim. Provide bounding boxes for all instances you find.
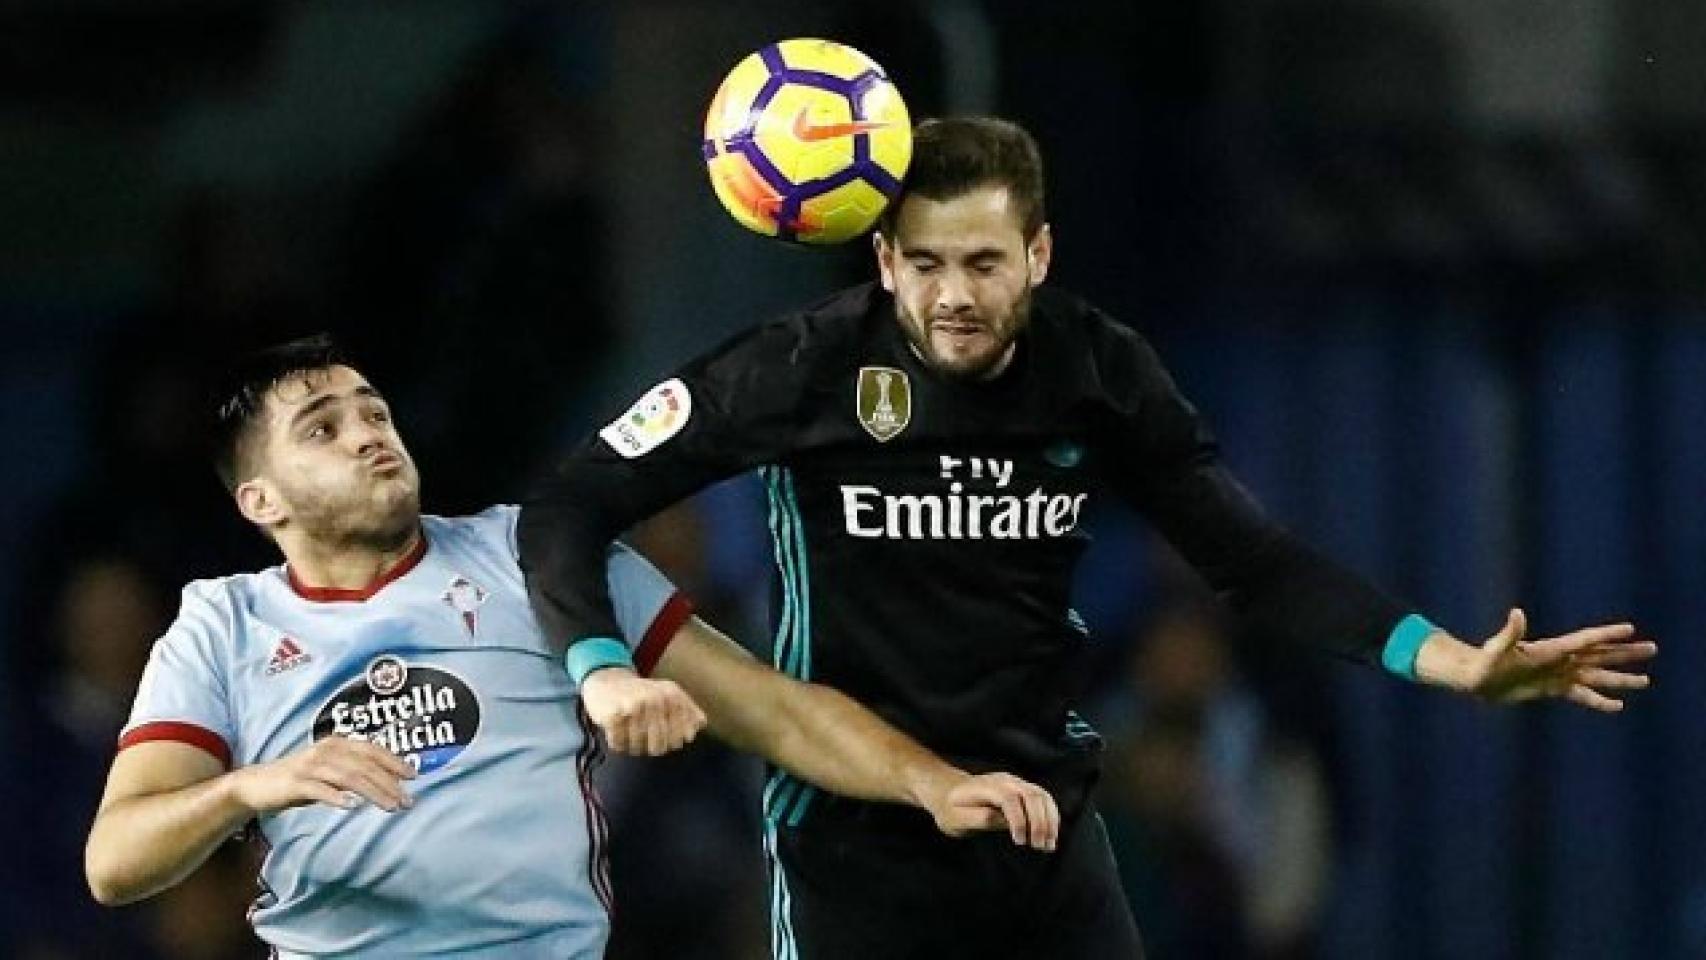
[286,534,428,603]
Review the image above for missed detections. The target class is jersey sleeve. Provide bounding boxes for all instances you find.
[606,542,696,676]
[117,584,237,767]
[1089,315,1411,668]
[519,319,812,654]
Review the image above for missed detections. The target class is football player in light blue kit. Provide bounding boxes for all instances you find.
[85,336,1060,958]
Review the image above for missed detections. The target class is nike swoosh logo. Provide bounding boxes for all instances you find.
[792,108,893,142]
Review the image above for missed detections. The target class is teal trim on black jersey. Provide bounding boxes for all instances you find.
[762,466,818,828]
[1065,709,1100,744]
[763,822,801,960]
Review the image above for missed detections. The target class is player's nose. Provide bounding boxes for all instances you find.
[348,422,391,459]
[934,272,975,313]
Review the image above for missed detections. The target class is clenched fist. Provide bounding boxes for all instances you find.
[580,667,708,756]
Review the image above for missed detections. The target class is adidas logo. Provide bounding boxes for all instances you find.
[266,636,313,676]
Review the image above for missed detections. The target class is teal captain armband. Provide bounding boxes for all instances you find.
[565,637,635,686]
[1380,614,1438,681]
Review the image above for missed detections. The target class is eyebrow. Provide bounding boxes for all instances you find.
[288,385,383,430]
[901,247,1006,261]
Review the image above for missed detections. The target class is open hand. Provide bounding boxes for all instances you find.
[1460,608,1655,712]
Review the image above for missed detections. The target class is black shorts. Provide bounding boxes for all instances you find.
[763,798,1144,960]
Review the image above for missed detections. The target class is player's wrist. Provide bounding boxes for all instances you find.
[1379,613,1437,682]
[903,762,969,815]
[1411,630,1478,692]
[221,765,270,818]
[565,637,636,687]
[577,664,639,697]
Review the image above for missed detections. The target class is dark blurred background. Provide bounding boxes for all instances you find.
[2,1,1701,958]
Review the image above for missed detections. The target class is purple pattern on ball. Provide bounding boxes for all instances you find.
[849,69,886,101]
[778,69,861,98]
[732,138,794,196]
[749,74,787,120]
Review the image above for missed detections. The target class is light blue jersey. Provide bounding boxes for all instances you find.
[120,505,692,958]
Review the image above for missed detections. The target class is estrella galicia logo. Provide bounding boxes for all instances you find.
[313,655,481,775]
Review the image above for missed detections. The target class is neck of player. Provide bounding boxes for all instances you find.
[283,526,424,593]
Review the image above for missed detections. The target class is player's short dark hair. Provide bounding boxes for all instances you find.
[879,116,1047,240]
[210,333,347,492]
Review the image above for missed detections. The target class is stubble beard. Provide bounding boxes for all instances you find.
[286,467,422,553]
[896,288,1032,382]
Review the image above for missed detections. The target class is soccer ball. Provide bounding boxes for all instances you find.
[702,38,912,245]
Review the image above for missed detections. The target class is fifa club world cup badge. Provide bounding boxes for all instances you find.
[442,576,488,638]
[857,366,911,442]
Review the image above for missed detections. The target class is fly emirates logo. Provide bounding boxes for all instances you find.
[841,455,1088,540]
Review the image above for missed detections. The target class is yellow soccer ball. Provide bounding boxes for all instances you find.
[702,38,912,245]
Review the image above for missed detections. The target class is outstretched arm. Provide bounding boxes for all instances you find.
[1410,608,1654,712]
[650,615,1059,850]
[1093,318,1658,709]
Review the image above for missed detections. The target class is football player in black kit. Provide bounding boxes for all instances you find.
[518,117,1655,959]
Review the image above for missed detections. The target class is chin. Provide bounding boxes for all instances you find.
[366,489,421,537]
[930,347,1008,381]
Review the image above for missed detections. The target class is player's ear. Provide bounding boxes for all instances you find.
[874,231,897,293]
[236,476,289,530]
[1026,224,1052,288]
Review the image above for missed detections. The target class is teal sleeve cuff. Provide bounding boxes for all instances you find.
[565,637,635,686]
[1380,614,1438,681]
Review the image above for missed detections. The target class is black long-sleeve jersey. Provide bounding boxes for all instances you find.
[519,282,1409,808]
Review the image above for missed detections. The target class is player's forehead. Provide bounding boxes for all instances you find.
[260,365,376,429]
[892,185,1026,254]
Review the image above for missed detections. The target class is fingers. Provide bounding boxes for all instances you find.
[1527,622,1638,660]
[953,807,1004,834]
[1575,641,1657,668]
[644,708,670,756]
[1016,781,1059,851]
[602,718,631,755]
[1576,667,1650,692]
[346,738,417,782]
[639,682,702,756]
[338,766,411,812]
[676,695,707,751]
[1565,684,1623,713]
[311,746,414,812]
[964,777,1031,847]
[596,680,706,757]
[299,782,357,810]
[945,775,1059,851]
[1000,788,1031,847]
[1482,608,1528,661]
[991,774,1057,850]
[1042,787,1060,850]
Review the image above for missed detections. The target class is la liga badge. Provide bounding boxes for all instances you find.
[601,378,692,458]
